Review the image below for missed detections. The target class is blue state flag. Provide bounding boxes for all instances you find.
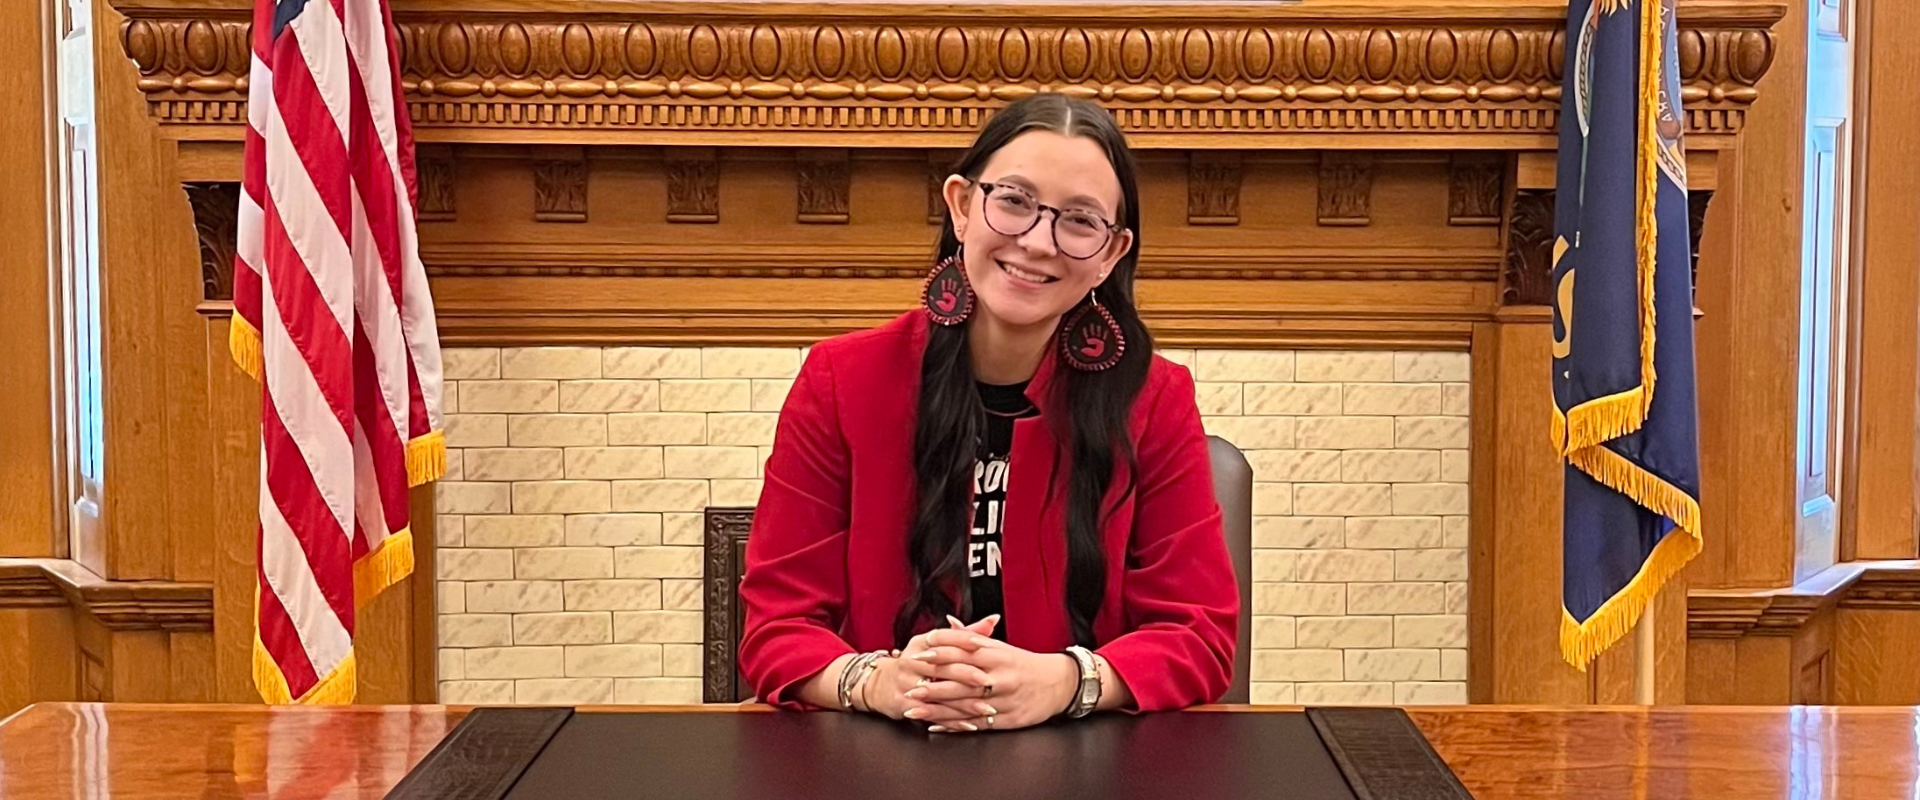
[1552,0,1703,669]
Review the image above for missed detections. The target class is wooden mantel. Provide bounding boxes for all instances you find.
[117,0,1783,149]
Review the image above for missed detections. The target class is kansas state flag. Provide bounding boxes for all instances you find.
[1552,0,1702,669]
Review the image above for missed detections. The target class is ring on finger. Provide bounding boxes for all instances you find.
[984,715,995,729]
[981,682,995,699]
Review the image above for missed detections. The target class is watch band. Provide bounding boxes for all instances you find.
[1063,645,1101,718]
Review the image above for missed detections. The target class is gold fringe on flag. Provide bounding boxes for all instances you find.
[1556,0,1698,670]
[406,430,447,487]
[252,590,361,705]
[229,314,265,383]
[1558,443,1702,669]
[354,529,417,606]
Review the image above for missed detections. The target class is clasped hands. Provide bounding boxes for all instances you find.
[863,615,1079,734]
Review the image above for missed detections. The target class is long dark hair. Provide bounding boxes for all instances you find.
[895,94,1153,649]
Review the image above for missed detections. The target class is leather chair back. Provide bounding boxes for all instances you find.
[1206,435,1254,705]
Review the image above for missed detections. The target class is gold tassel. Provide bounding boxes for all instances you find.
[353,529,416,607]
[229,315,264,383]
[405,430,447,487]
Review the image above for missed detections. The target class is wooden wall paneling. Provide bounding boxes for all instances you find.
[410,488,438,703]
[205,316,261,703]
[0,0,57,558]
[1835,608,1920,704]
[352,568,415,704]
[168,631,217,703]
[0,607,77,722]
[159,143,217,587]
[1843,0,1920,561]
[92,0,177,580]
[1686,638,1739,704]
[1471,314,1587,704]
[1834,569,1920,704]
[1789,605,1834,704]
[1692,0,1809,590]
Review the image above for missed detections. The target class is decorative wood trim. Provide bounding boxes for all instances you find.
[114,3,1785,144]
[665,148,719,223]
[702,507,754,703]
[531,146,588,222]
[1448,153,1505,226]
[1316,152,1374,226]
[185,181,239,302]
[1839,570,1920,610]
[0,560,214,632]
[417,241,1499,282]
[1690,562,1920,637]
[1687,189,1715,300]
[796,148,851,224]
[1187,151,1241,226]
[1503,189,1554,306]
[416,144,457,222]
[0,565,65,609]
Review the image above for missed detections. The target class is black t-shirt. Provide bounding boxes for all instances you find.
[969,380,1035,641]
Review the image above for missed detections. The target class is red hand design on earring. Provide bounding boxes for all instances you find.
[1078,323,1107,359]
[933,278,959,314]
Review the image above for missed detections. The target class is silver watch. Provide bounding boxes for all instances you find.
[1063,645,1101,718]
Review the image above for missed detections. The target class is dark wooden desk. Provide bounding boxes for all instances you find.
[1,703,1915,798]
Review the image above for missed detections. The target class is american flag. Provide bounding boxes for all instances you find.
[230,0,445,704]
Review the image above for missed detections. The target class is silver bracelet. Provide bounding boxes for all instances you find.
[1062,645,1102,718]
[836,650,888,711]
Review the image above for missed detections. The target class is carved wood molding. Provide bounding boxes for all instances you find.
[531,145,588,222]
[702,507,755,703]
[0,560,215,632]
[1447,153,1504,226]
[185,181,239,301]
[1317,152,1374,226]
[1690,563,1920,638]
[1503,189,1554,306]
[417,241,1500,281]
[796,148,850,224]
[1187,151,1241,226]
[665,148,719,223]
[417,144,458,221]
[1838,569,1920,610]
[114,1,1784,145]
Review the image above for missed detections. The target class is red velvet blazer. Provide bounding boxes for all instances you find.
[738,311,1238,711]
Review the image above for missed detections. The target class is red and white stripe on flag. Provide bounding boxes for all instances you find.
[231,0,445,704]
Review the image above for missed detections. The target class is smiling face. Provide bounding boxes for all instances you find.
[942,129,1136,332]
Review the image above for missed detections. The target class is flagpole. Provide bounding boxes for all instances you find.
[1633,601,1656,704]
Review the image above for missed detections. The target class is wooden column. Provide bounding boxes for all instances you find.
[0,0,57,557]
[1844,0,1920,562]
[1689,0,1808,591]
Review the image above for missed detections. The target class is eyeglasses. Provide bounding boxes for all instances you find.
[973,181,1121,261]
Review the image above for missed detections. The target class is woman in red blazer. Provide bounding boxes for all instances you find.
[738,94,1237,733]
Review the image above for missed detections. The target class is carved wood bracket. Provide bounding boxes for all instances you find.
[114,1,1783,147]
[0,560,214,632]
[1689,562,1920,639]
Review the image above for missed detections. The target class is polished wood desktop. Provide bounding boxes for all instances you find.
[0,703,1914,798]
